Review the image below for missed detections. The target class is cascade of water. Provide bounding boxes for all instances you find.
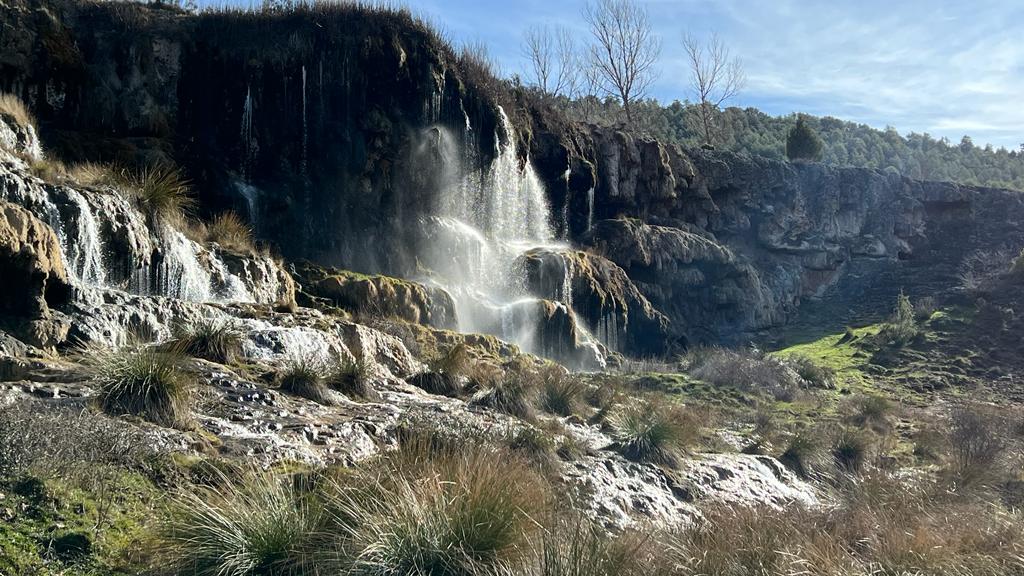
[301,66,308,180]
[235,181,260,231]
[586,187,595,233]
[64,188,106,286]
[241,85,257,176]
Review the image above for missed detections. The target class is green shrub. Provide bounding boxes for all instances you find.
[878,290,919,346]
[472,373,537,419]
[607,401,701,466]
[170,318,243,364]
[325,356,376,400]
[86,346,192,429]
[786,114,823,162]
[164,470,323,576]
[278,358,332,405]
[324,440,547,574]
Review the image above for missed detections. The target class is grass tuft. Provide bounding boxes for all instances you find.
[279,357,333,405]
[113,164,195,222]
[607,401,701,466]
[0,92,36,131]
[85,346,192,429]
[471,373,537,419]
[170,318,243,364]
[325,356,377,400]
[204,211,255,253]
[539,366,585,417]
[164,470,323,576]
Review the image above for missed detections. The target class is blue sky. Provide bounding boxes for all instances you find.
[203,0,1024,150]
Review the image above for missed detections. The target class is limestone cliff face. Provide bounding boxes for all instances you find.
[537,125,1024,345]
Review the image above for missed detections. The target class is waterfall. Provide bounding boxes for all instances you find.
[240,85,258,176]
[586,187,595,233]
[64,188,106,287]
[413,106,605,369]
[235,181,260,231]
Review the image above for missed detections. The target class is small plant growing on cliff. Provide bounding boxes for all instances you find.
[114,164,195,222]
[607,401,700,466]
[0,92,36,131]
[86,346,193,429]
[170,318,243,364]
[164,469,323,576]
[204,211,254,253]
[278,357,334,405]
[786,115,823,162]
[878,290,919,346]
[325,356,376,400]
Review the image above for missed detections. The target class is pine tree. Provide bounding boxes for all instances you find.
[786,115,823,162]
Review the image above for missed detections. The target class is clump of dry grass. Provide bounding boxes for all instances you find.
[204,211,254,253]
[607,400,702,466]
[0,92,36,131]
[112,164,195,222]
[84,345,193,430]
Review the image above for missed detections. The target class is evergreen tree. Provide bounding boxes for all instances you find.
[786,115,823,162]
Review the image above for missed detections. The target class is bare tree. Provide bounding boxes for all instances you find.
[522,25,578,97]
[583,0,661,123]
[683,32,745,146]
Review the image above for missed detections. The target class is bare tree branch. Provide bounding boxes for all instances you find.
[583,0,661,123]
[682,32,746,145]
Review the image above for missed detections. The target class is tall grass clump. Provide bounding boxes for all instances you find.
[325,356,376,400]
[607,401,701,466]
[539,366,585,417]
[534,514,652,576]
[85,346,192,429]
[164,470,323,576]
[205,211,255,253]
[278,357,333,405]
[114,164,195,222]
[779,429,824,478]
[847,394,893,433]
[170,318,243,364]
[472,373,537,419]
[0,92,36,130]
[325,438,547,574]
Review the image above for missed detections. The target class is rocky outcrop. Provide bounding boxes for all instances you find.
[542,126,1024,345]
[0,200,71,346]
[293,261,455,329]
[518,247,672,355]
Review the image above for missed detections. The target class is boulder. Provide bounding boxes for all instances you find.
[0,200,72,346]
[518,247,672,356]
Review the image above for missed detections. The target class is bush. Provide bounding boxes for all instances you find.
[164,470,323,576]
[847,394,893,433]
[325,356,376,400]
[539,366,585,417]
[913,296,938,321]
[785,354,836,389]
[947,403,1008,489]
[170,318,243,364]
[0,92,36,130]
[113,164,195,222]
[85,346,192,429]
[687,346,801,400]
[324,439,547,575]
[607,401,701,466]
[786,115,823,162]
[278,357,332,405]
[205,211,254,253]
[878,290,919,346]
[472,373,537,419]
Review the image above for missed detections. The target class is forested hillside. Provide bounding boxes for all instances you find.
[557,96,1024,191]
